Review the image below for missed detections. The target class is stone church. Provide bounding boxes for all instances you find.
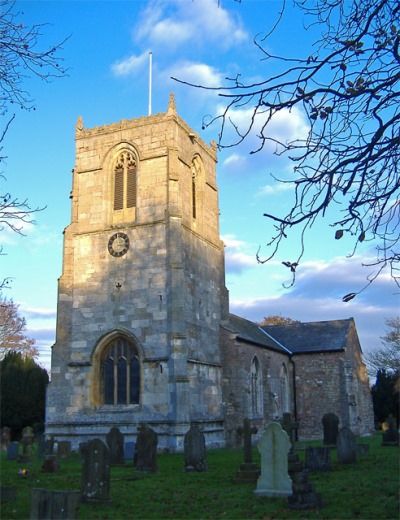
[45,94,374,450]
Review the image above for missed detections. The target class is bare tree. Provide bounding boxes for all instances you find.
[0,293,38,359]
[0,0,68,287]
[365,316,400,375]
[174,0,400,298]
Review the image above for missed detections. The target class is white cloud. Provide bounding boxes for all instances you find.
[215,104,309,154]
[222,234,259,274]
[168,61,223,88]
[133,0,248,51]
[111,50,150,77]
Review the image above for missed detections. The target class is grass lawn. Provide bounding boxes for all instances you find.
[0,433,398,519]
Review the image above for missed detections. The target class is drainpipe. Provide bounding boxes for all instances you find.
[290,355,298,440]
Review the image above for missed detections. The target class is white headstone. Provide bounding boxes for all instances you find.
[254,422,292,497]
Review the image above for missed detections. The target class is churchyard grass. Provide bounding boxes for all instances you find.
[0,433,398,519]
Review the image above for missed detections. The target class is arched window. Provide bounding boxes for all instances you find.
[250,356,263,417]
[280,363,290,413]
[101,337,140,405]
[113,151,137,211]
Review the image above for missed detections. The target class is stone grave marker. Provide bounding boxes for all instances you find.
[30,488,80,519]
[337,427,357,464]
[41,436,60,473]
[106,426,125,465]
[0,486,17,502]
[135,423,158,472]
[7,441,19,460]
[382,415,399,446]
[80,438,110,503]
[184,423,207,472]
[78,441,88,462]
[305,446,331,471]
[37,436,48,460]
[57,441,71,459]
[281,413,299,453]
[125,442,135,462]
[322,413,339,446]
[356,443,370,457]
[18,426,35,462]
[234,418,260,483]
[254,422,292,497]
[1,427,11,450]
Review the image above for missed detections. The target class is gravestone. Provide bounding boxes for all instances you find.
[135,423,158,472]
[81,438,110,503]
[78,441,88,462]
[254,422,292,497]
[322,413,339,446]
[356,443,370,457]
[281,413,299,453]
[184,424,207,472]
[1,427,11,450]
[337,427,357,464]
[37,437,48,460]
[30,488,80,520]
[57,441,71,459]
[0,486,16,502]
[41,455,60,473]
[106,426,125,466]
[125,442,135,462]
[7,442,19,460]
[18,426,35,462]
[234,418,260,483]
[305,446,331,471]
[382,415,399,446]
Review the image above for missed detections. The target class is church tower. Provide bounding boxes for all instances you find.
[45,95,229,450]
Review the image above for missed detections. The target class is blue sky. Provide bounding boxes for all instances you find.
[2,0,399,371]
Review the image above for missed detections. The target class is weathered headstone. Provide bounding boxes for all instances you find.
[382,415,399,446]
[57,441,71,459]
[30,488,80,520]
[322,413,339,446]
[356,443,370,457]
[37,437,48,460]
[0,486,16,502]
[106,426,125,466]
[135,423,158,472]
[337,427,357,464]
[305,446,331,471]
[78,441,88,462]
[80,438,110,503]
[1,427,11,450]
[41,455,60,473]
[281,413,299,453]
[184,424,207,472]
[18,426,35,462]
[254,422,292,497]
[124,442,135,462]
[234,418,260,483]
[7,442,19,460]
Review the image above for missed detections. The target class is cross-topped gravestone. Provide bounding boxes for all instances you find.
[238,418,258,464]
[234,418,260,484]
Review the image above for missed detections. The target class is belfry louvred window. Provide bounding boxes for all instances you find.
[113,151,137,211]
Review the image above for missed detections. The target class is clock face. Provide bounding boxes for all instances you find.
[108,232,129,257]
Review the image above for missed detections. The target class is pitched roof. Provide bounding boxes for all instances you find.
[261,318,355,354]
[226,314,290,355]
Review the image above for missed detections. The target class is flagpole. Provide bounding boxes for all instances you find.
[148,51,152,116]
